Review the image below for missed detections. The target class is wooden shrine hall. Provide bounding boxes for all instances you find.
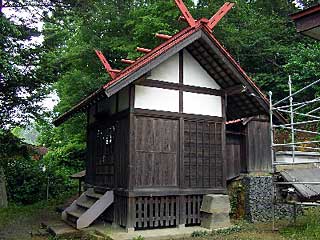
[53,0,284,232]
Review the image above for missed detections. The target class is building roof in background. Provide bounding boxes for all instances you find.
[280,168,320,200]
[290,4,320,40]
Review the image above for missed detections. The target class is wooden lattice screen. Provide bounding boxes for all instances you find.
[185,195,202,225]
[132,195,203,229]
[95,123,117,187]
[184,120,223,188]
[135,196,178,229]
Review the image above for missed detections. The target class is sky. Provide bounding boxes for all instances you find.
[3,4,59,112]
[3,0,200,113]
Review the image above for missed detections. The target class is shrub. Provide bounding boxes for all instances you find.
[1,130,85,204]
[132,236,145,240]
[191,230,209,237]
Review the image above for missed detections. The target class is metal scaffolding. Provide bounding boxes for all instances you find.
[269,77,320,231]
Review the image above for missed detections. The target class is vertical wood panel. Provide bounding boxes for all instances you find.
[134,116,179,187]
[226,133,242,180]
[245,119,271,172]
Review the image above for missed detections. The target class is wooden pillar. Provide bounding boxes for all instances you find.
[126,197,136,232]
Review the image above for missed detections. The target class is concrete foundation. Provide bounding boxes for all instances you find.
[200,194,231,229]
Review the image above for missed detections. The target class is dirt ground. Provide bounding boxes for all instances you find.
[0,204,60,240]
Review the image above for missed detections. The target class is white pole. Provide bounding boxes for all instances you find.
[288,76,295,163]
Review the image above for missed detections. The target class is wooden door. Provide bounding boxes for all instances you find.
[134,116,179,187]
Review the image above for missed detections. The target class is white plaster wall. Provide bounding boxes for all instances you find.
[183,50,221,89]
[147,53,179,83]
[183,92,222,117]
[118,86,129,112]
[134,86,179,112]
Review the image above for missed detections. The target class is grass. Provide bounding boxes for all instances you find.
[280,208,320,240]
[0,193,75,240]
[1,201,320,240]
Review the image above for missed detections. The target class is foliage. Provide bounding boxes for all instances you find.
[228,180,245,219]
[0,5,50,128]
[0,130,83,204]
[191,230,209,237]
[132,236,145,240]
[212,224,243,236]
[280,208,320,240]
[34,0,320,150]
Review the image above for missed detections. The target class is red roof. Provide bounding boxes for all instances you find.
[53,16,286,126]
[103,23,201,90]
[290,4,320,20]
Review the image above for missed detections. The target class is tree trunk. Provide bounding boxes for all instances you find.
[0,167,8,208]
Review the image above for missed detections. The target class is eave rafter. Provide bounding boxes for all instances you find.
[94,0,234,81]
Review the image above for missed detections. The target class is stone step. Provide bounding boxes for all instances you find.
[47,221,78,236]
[76,196,97,209]
[85,188,103,200]
[63,218,77,229]
[67,207,86,219]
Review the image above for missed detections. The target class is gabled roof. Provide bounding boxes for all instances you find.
[54,20,285,126]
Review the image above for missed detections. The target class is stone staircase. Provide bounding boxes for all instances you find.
[62,188,114,229]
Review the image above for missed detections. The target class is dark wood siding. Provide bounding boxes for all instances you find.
[133,116,179,187]
[86,114,129,188]
[183,119,224,188]
[95,123,116,187]
[114,117,129,188]
[226,133,244,180]
[245,119,271,172]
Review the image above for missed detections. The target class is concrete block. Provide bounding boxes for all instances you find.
[200,194,231,214]
[177,224,185,229]
[126,227,135,233]
[201,212,231,229]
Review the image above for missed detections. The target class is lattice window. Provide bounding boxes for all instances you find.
[94,122,118,187]
[184,120,223,188]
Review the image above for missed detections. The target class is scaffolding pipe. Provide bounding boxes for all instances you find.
[273,140,320,146]
[277,145,320,151]
[288,77,296,163]
[276,109,320,120]
[275,126,320,136]
[270,77,320,231]
[273,78,320,107]
[274,97,320,110]
[275,182,320,185]
[269,91,276,232]
[274,119,320,128]
[307,106,320,115]
[294,97,320,111]
[273,160,320,165]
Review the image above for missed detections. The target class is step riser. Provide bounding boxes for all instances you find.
[61,188,114,230]
[67,214,78,224]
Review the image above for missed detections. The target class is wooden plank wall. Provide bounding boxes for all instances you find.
[86,121,96,185]
[226,133,242,180]
[133,116,179,187]
[245,119,271,172]
[114,117,129,188]
[183,120,224,188]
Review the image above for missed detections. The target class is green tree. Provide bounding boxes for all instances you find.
[38,0,320,172]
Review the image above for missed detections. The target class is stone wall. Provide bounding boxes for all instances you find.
[242,175,297,222]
